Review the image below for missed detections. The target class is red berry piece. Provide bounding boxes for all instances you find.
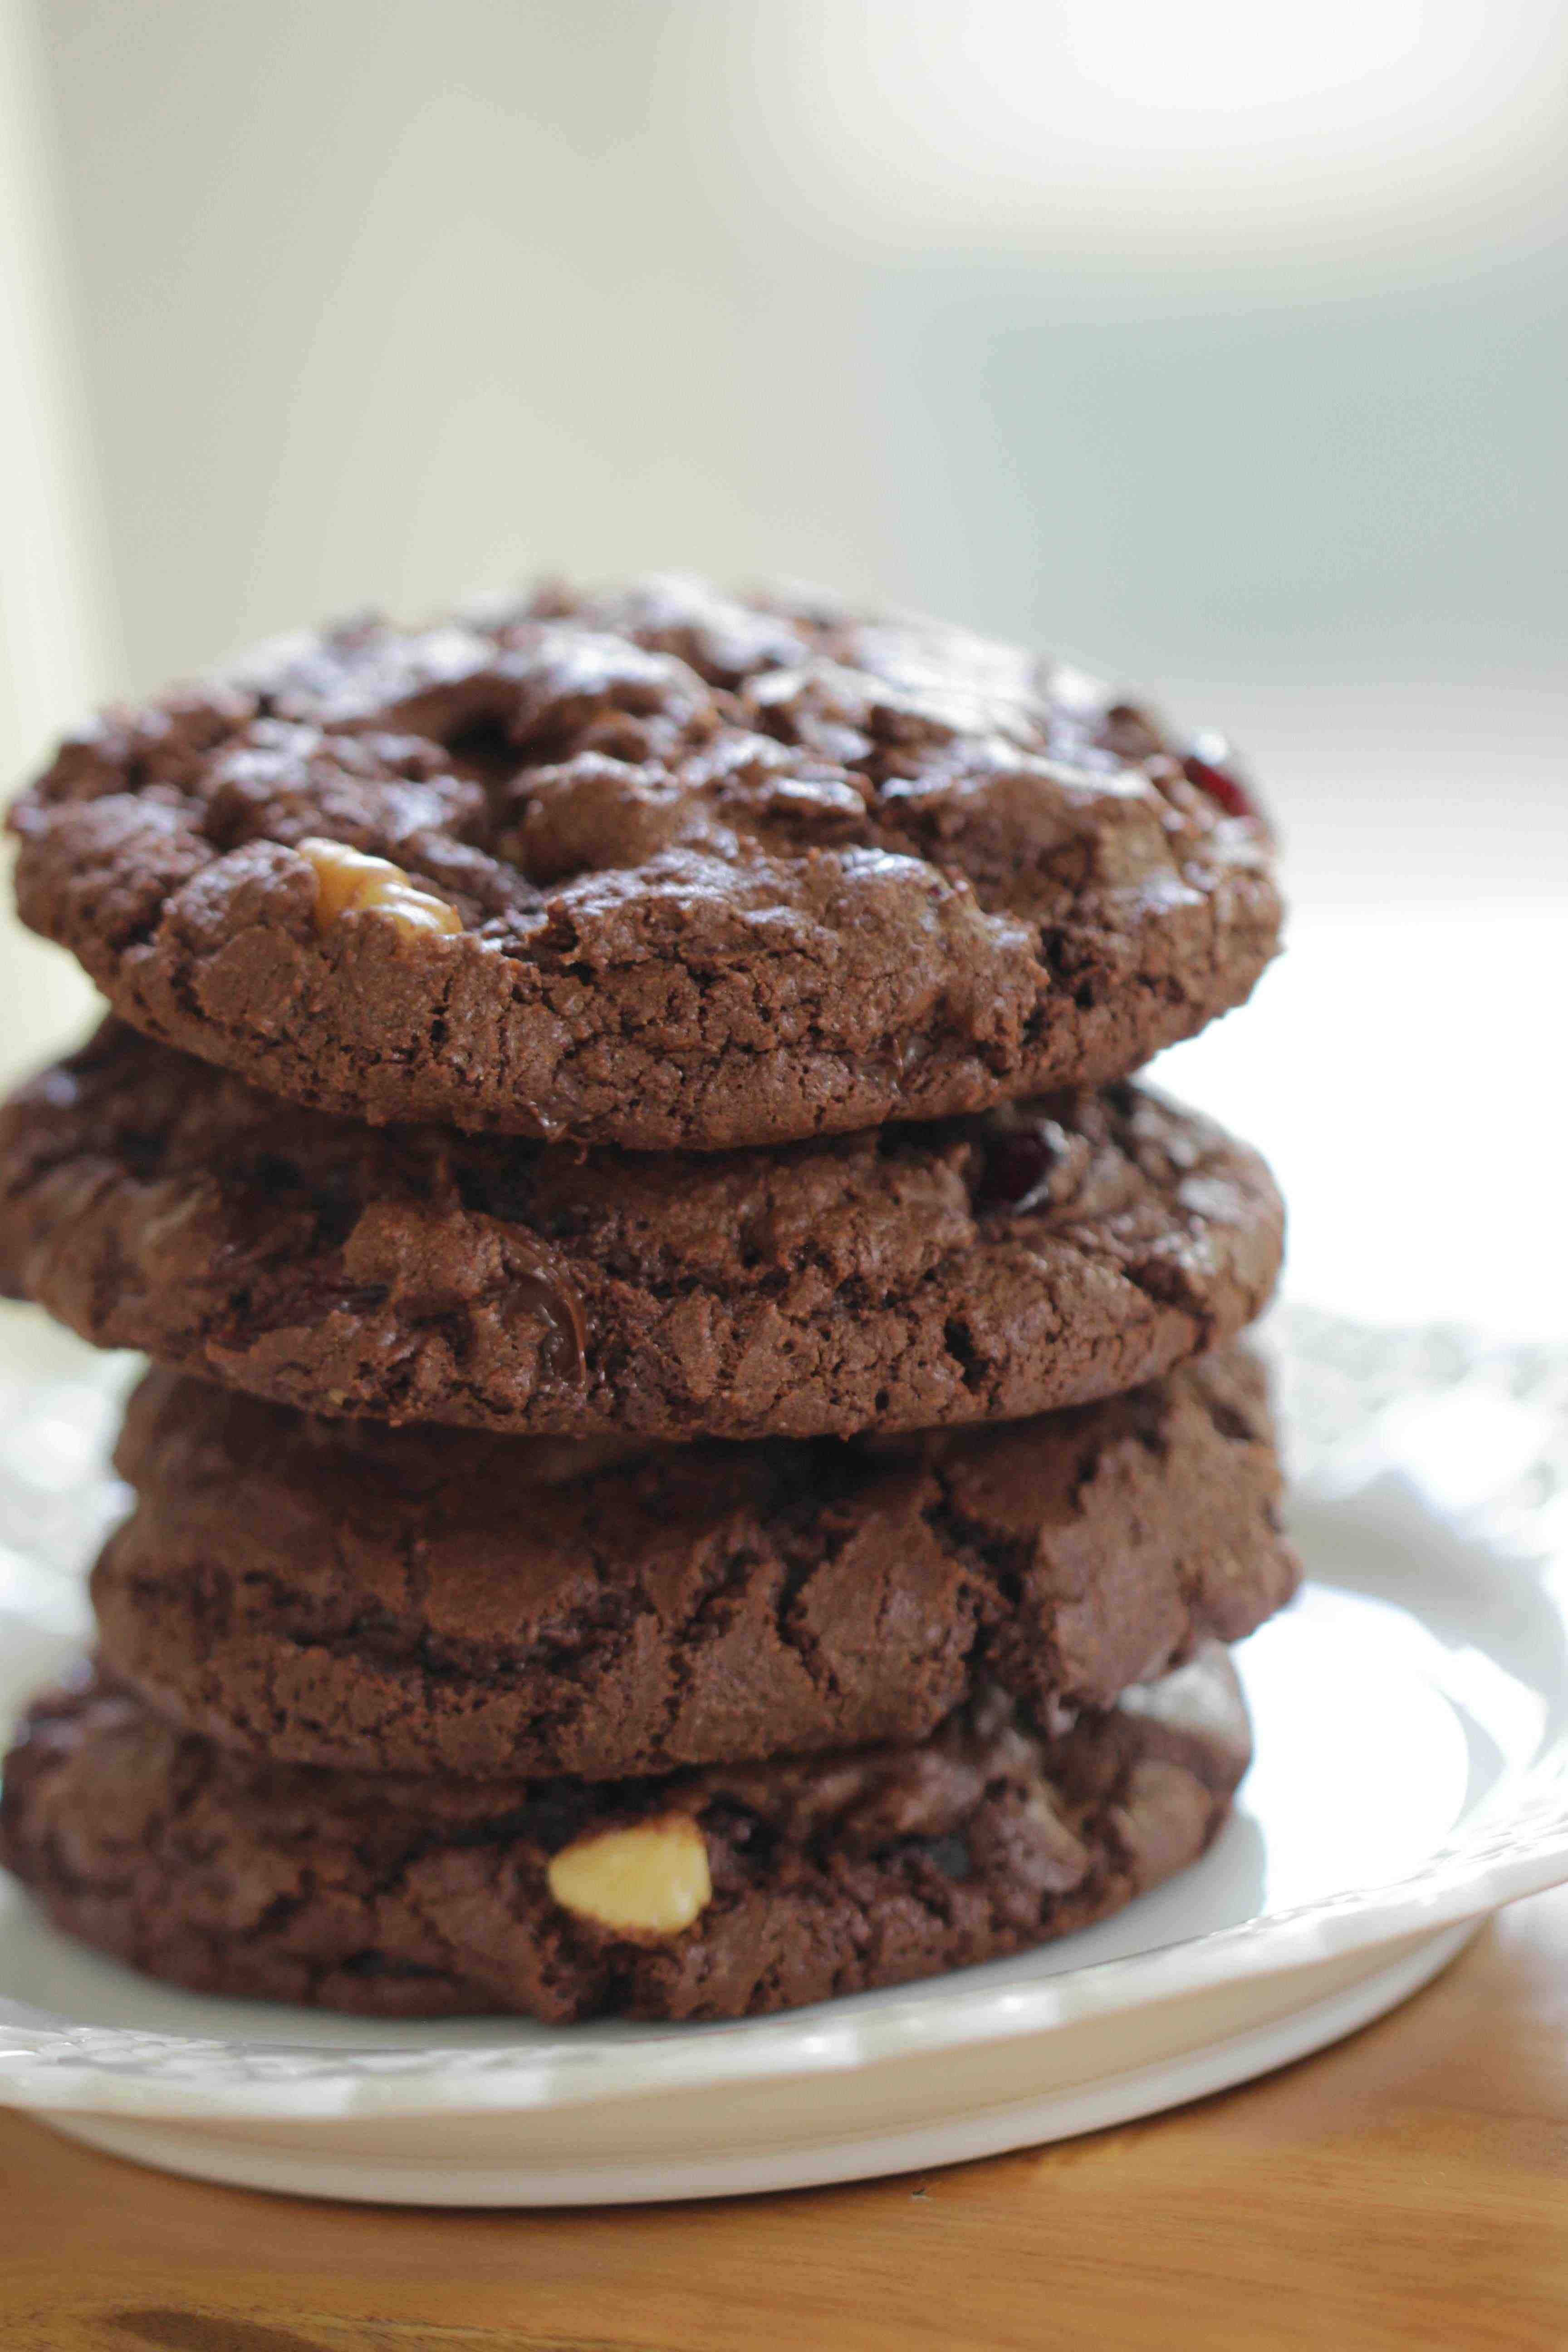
[973,1127,1060,1216]
[1182,731,1257,822]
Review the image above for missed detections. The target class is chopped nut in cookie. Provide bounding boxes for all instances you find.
[546,1814,712,1936]
[299,838,462,939]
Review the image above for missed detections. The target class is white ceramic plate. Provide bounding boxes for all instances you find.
[0,1308,1564,2205]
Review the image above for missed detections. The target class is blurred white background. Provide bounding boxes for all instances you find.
[1,0,1563,1332]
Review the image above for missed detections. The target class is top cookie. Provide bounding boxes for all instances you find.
[10,574,1283,1151]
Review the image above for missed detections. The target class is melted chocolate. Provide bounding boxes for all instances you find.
[515,1267,586,1387]
[972,1126,1062,1217]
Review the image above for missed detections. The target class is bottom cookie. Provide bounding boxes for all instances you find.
[0,1648,1250,2023]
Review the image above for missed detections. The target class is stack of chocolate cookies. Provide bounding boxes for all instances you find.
[0,577,1297,2023]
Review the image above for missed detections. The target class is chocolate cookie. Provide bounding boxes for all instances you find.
[93,1350,1296,1780]
[0,1649,1250,2022]
[0,1023,1284,1440]
[9,574,1282,1152]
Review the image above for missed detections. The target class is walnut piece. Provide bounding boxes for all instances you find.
[546,1814,712,1936]
[299,838,462,939]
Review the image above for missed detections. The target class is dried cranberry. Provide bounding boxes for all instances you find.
[973,1127,1059,1216]
[1182,732,1256,822]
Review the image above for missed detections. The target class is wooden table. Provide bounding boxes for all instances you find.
[4,1888,1567,2350]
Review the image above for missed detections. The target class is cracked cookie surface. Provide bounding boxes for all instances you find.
[0,1023,1284,1439]
[0,1647,1250,2021]
[10,574,1283,1151]
[93,1350,1297,1779]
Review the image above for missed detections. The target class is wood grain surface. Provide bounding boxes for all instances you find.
[5,1885,1568,2352]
